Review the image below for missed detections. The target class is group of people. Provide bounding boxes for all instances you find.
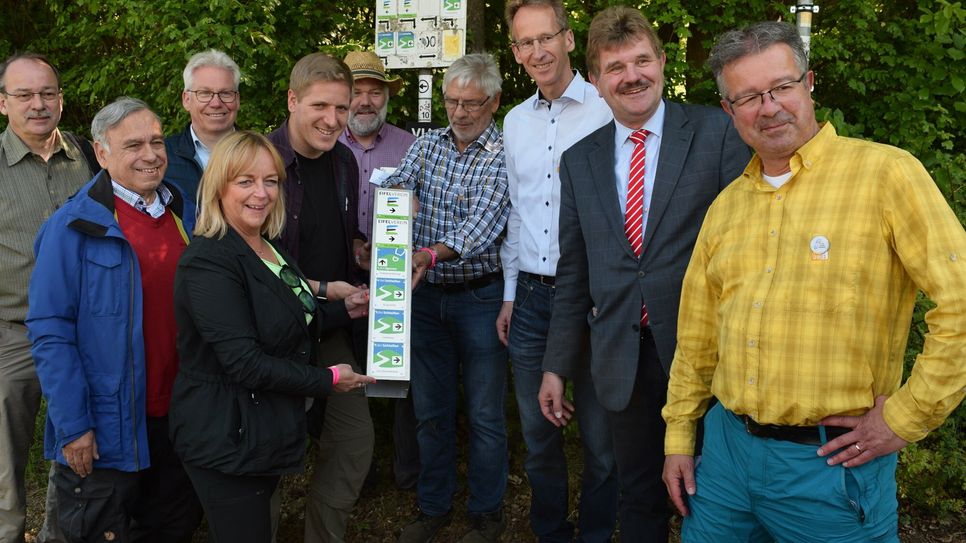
[1,1,963,543]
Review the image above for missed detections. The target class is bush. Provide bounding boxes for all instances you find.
[898,296,966,524]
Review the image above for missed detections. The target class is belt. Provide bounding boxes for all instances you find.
[734,412,850,446]
[427,272,501,294]
[519,271,555,287]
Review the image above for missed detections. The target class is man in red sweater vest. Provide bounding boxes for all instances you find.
[28,97,202,542]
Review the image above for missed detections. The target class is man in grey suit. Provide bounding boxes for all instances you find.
[538,6,750,540]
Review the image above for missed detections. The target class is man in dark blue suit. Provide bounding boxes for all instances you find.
[538,6,751,540]
[164,49,240,203]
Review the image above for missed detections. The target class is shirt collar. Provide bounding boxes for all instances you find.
[530,70,590,110]
[614,99,666,145]
[443,121,502,154]
[189,125,206,151]
[111,179,172,218]
[344,122,389,149]
[1,126,76,167]
[740,121,835,187]
[189,124,220,169]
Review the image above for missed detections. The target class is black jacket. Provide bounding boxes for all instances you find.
[169,228,350,475]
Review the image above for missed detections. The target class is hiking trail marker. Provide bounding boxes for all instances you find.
[366,186,414,398]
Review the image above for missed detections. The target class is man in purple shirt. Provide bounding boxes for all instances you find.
[339,50,416,242]
[338,50,419,491]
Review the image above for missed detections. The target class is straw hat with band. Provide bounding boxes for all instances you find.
[343,51,403,96]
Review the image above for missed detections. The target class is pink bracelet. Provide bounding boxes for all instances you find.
[328,365,340,385]
[417,246,438,268]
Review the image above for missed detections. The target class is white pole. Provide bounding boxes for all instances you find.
[790,1,819,56]
[418,69,433,123]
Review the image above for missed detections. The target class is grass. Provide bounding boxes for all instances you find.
[22,393,966,542]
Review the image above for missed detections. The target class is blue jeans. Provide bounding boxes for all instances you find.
[684,403,899,542]
[410,279,508,516]
[509,276,618,542]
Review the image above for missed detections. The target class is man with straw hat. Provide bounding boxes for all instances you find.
[340,50,415,242]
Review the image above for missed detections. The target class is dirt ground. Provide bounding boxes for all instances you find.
[22,398,965,542]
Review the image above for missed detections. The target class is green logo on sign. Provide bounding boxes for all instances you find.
[375,315,404,334]
[377,283,405,301]
[398,32,415,49]
[375,349,404,368]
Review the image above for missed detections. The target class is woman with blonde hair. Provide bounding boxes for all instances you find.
[168,130,374,541]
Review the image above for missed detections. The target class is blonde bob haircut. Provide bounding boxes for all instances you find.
[194,131,287,240]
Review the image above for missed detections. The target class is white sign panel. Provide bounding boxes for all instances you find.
[375,0,466,69]
[366,189,414,393]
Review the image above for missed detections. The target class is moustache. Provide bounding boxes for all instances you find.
[757,112,795,130]
[617,80,650,94]
[27,112,51,120]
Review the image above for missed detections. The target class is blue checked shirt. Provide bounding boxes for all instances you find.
[383,122,510,284]
[111,180,174,218]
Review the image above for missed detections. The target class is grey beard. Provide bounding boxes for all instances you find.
[348,110,386,137]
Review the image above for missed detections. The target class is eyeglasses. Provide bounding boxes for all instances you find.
[279,265,317,314]
[443,95,491,113]
[511,28,567,53]
[728,73,808,111]
[1,90,61,102]
[187,90,238,103]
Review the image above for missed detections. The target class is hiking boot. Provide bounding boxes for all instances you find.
[458,509,506,543]
[397,510,452,543]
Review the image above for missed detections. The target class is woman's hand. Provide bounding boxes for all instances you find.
[331,363,376,393]
[326,280,361,301]
[344,287,370,319]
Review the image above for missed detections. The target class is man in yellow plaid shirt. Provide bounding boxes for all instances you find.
[662,21,966,541]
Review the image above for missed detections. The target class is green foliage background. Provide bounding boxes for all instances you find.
[2,0,963,524]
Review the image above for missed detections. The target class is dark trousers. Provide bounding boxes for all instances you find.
[184,464,280,543]
[53,416,202,543]
[605,328,670,542]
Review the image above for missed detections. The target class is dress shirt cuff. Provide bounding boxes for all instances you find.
[663,421,697,456]
[502,270,517,301]
[882,388,933,443]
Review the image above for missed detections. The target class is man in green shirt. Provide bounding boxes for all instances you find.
[0,53,95,543]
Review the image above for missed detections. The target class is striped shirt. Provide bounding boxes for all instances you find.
[382,122,509,284]
[0,127,91,322]
[663,123,966,454]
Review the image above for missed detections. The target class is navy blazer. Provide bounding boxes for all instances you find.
[163,124,203,204]
[543,100,752,412]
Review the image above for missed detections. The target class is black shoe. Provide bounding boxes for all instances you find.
[459,509,506,542]
[397,510,452,543]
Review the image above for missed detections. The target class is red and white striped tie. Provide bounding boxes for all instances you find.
[625,129,649,325]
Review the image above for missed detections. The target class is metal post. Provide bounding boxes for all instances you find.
[790,1,820,56]
[417,69,433,123]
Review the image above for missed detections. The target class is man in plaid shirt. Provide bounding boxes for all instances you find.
[383,53,510,543]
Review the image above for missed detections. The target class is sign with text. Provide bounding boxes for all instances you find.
[366,188,414,397]
[375,0,466,69]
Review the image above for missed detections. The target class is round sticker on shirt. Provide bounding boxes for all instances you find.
[810,235,830,254]
[810,235,830,261]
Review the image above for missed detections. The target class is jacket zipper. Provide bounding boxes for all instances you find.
[127,247,140,471]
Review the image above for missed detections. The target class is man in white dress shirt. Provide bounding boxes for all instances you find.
[496,1,617,541]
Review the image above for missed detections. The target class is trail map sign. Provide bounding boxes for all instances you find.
[375,0,467,69]
[365,187,414,398]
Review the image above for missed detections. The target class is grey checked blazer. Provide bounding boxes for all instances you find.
[542,100,751,412]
